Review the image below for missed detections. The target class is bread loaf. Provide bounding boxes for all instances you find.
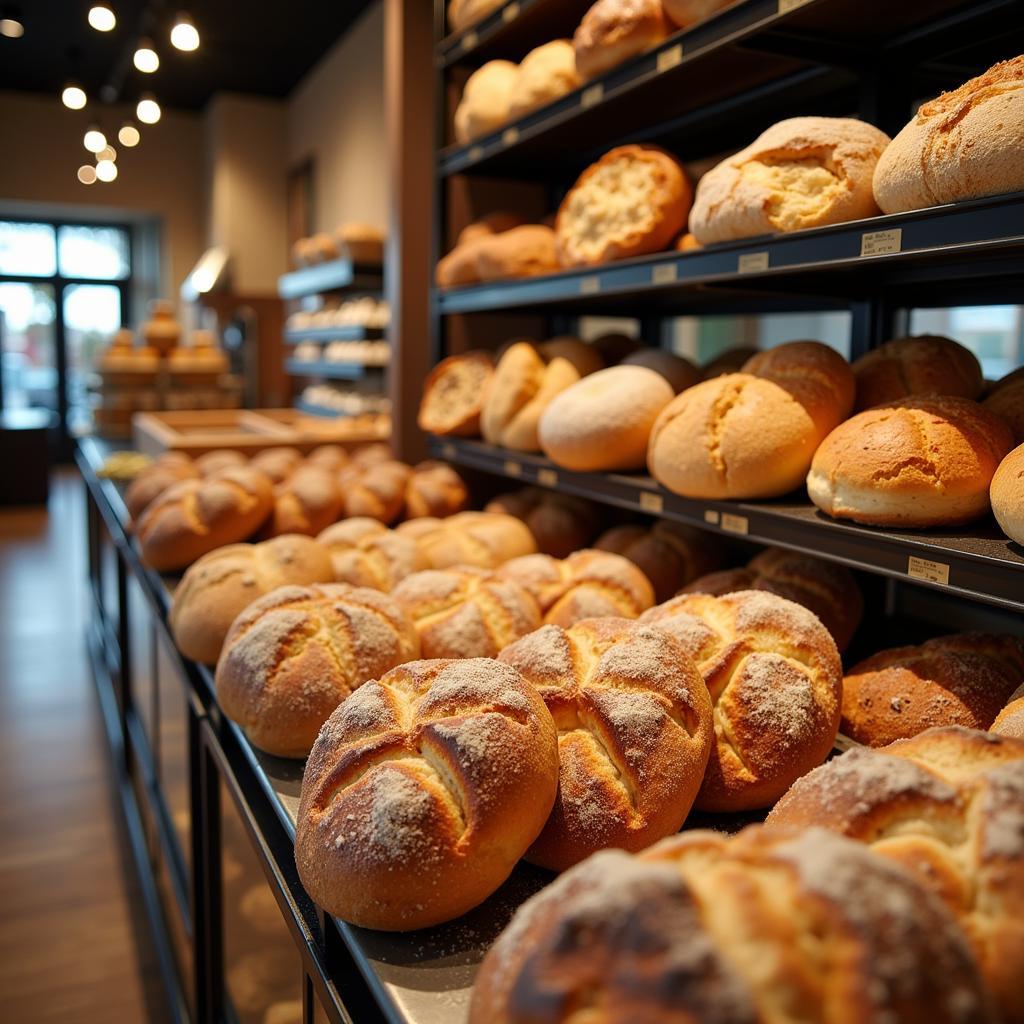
[471,825,990,1024]
[485,488,598,558]
[250,447,304,485]
[454,60,518,144]
[305,444,350,473]
[335,223,384,265]
[621,348,700,392]
[410,511,538,569]
[701,345,758,378]
[194,449,247,477]
[991,442,1024,546]
[125,455,198,520]
[418,351,494,437]
[639,589,842,810]
[474,225,561,282]
[841,632,1024,746]
[874,56,1024,214]
[662,0,735,28]
[992,684,1024,739]
[169,535,334,663]
[508,40,581,121]
[586,332,645,364]
[573,0,669,81]
[294,658,558,930]
[691,117,891,244]
[317,520,428,591]
[344,460,412,524]
[260,464,344,538]
[457,212,526,246]
[216,583,419,757]
[768,726,1024,1020]
[984,378,1024,445]
[435,236,487,288]
[808,396,1014,527]
[499,618,713,869]
[447,0,503,33]
[350,442,393,469]
[405,461,469,519]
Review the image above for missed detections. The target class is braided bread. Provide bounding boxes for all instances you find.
[317,519,428,591]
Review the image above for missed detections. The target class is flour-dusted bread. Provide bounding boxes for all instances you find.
[418,350,494,437]
[259,464,344,538]
[991,443,1024,546]
[407,511,538,569]
[454,60,519,144]
[194,449,246,477]
[691,116,891,244]
[317,520,428,592]
[125,454,198,520]
[343,460,412,524]
[405,461,469,519]
[556,145,691,267]
[573,0,669,81]
[249,447,304,485]
[508,40,581,121]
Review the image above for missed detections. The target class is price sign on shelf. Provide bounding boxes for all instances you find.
[503,460,522,478]
[581,84,604,109]
[440,443,456,460]
[467,145,484,162]
[738,251,769,274]
[639,491,664,514]
[721,513,749,535]
[502,127,519,146]
[860,228,903,257]
[538,468,558,488]
[704,509,720,525]
[461,30,478,51]
[657,44,683,73]
[502,2,520,22]
[907,556,950,586]
[580,276,601,295]
[651,263,678,285]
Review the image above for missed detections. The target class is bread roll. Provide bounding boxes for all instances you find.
[853,335,983,411]
[662,0,736,28]
[317,520,428,592]
[250,447,304,485]
[295,658,558,930]
[447,0,503,33]
[992,684,1024,739]
[336,223,384,265]
[874,56,1024,214]
[405,461,469,519]
[457,212,526,247]
[125,456,198,520]
[412,511,538,569]
[556,145,691,267]
[639,590,842,810]
[216,583,419,757]
[701,345,758,378]
[486,489,598,558]
[621,348,700,392]
[170,535,334,664]
[573,0,669,81]
[586,332,644,364]
[344,460,412,524]
[691,117,891,244]
[508,40,580,121]
[194,449,247,477]
[497,549,654,627]
[454,60,518,144]
[136,467,275,572]
[482,339,603,451]
[260,464,344,538]
[768,726,1024,1020]
[350,442,393,469]
[305,444,350,473]
[808,396,1014,527]
[841,632,1024,746]
[991,442,1024,546]
[418,351,494,437]
[474,225,561,282]
[984,378,1024,445]
[471,825,990,1024]
[391,567,541,659]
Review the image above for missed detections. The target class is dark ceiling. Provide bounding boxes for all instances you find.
[0,0,377,110]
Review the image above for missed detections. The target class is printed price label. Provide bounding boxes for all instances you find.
[580,276,601,295]
[639,491,664,514]
[467,145,484,162]
[502,127,519,146]
[461,30,478,51]
[860,228,902,257]
[441,443,456,460]
[721,513,749,535]
[907,556,950,585]
[538,468,558,487]
[778,0,813,12]
[652,263,678,285]
[581,84,604,108]
[502,2,520,21]
[704,509,720,525]
[503,460,522,477]
[738,251,769,273]
[657,44,683,73]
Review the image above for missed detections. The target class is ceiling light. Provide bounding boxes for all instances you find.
[87,5,115,31]
[136,94,160,124]
[62,82,87,110]
[133,38,159,72]
[96,159,117,182]
[98,145,117,162]
[118,122,140,147]
[170,12,198,51]
[83,126,107,153]
[0,16,23,38]
[77,164,97,185]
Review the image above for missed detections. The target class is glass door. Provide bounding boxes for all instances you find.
[0,282,57,419]
[63,283,123,438]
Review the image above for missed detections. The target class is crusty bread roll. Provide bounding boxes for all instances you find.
[874,56,1024,214]
[435,235,488,288]
[136,467,275,572]
[586,332,645,364]
[250,447,304,485]
[404,461,469,519]
[701,345,758,378]
[621,348,700,392]
[194,449,247,477]
[508,40,581,121]
[391,567,541,659]
[573,0,669,82]
[768,726,1024,1021]
[485,488,599,558]
[336,222,384,265]
[662,0,735,28]
[305,444,350,473]
[595,520,723,603]
[681,546,863,652]
[691,117,891,244]
[556,145,691,267]
[216,583,419,757]
[350,442,393,469]
[474,225,561,282]
[853,335,983,411]
[841,632,1024,747]
[344,460,412,524]
[497,549,654,627]
[125,455,198,520]
[454,60,518,144]
[447,0,503,33]
[260,464,344,538]
[418,351,494,437]
[991,442,1024,546]
[539,365,674,471]
[984,378,1024,445]
[499,617,713,869]
[457,212,527,247]
[317,519,428,592]
[471,825,991,1024]
[992,684,1024,739]
[808,396,1014,527]
[170,535,334,664]
[410,510,538,569]
[295,658,558,930]
[639,590,842,810]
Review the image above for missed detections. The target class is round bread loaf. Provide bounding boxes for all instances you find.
[539,365,674,471]
[768,726,1024,1020]
[992,443,1024,546]
[350,442,393,469]
[194,449,247,477]
[250,447,303,484]
[305,444,350,473]
[418,350,495,437]
[215,583,419,757]
[573,0,669,82]
[447,0,504,34]
[125,456,198,520]
[681,546,863,651]
[508,40,580,121]
[690,117,891,244]
[852,335,983,411]
[317,520,428,591]
[486,488,599,558]
[471,824,991,1024]
[344,460,412,524]
[454,60,518,144]
[435,236,486,288]
[411,511,538,569]
[556,145,691,267]
[586,332,645,364]
[499,618,713,869]
[984,379,1024,445]
[701,344,758,378]
[295,658,558,929]
[391,567,541,659]
[992,684,1024,739]
[639,589,842,810]
[841,632,1024,747]
[457,212,526,246]
[873,56,1024,214]
[474,225,561,282]
[136,467,275,572]
[808,396,1014,527]
[260,464,344,538]
[497,549,655,627]
[621,348,700,392]
[405,461,469,519]
[170,535,334,664]
[662,0,735,27]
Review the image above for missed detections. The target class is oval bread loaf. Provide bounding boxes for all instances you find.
[991,442,1024,546]
[573,0,669,82]
[418,351,495,437]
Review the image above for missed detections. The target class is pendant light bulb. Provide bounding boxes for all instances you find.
[83,126,106,153]
[77,164,97,185]
[62,82,87,110]
[96,159,117,183]
[118,122,140,147]
[98,145,117,163]
[87,5,115,32]
[170,12,199,51]
[136,94,161,124]
[133,38,159,73]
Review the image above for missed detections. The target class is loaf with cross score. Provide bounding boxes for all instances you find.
[294,658,559,930]
[316,518,429,591]
[499,618,713,870]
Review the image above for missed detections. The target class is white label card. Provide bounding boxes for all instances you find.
[639,491,664,514]
[538,468,558,487]
[860,228,903,257]
[441,443,456,460]
[580,276,601,295]
[502,2,520,22]
[704,510,720,525]
[461,30,478,51]
[738,252,769,273]
[907,556,950,585]
[652,263,678,285]
[502,127,519,146]
[581,84,604,109]
[503,460,522,477]
[467,145,483,162]
[721,513,749,535]
[657,44,683,72]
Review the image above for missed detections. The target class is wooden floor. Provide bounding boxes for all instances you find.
[0,470,170,1023]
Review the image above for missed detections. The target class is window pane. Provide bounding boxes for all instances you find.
[64,283,122,436]
[0,282,57,413]
[58,224,130,280]
[0,221,57,276]
[910,306,1023,381]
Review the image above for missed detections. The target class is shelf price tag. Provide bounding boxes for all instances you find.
[657,44,683,73]
[440,443,457,460]
[581,84,604,109]
[502,2,520,21]
[461,30,478,51]
[467,145,484,162]
[639,491,664,514]
[580,276,601,295]
[907,556,950,585]
[738,251,769,273]
[860,228,903,257]
[538,468,558,487]
[704,509,720,525]
[651,263,678,285]
[778,0,813,12]
[503,459,522,477]
[721,513,749,535]
[502,127,520,146]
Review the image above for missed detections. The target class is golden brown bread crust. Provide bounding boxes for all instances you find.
[411,510,538,569]
[486,488,599,558]
[404,461,469,519]
[417,351,495,437]
[621,348,701,393]
[435,235,489,288]
[992,686,1024,739]
[169,535,335,664]
[840,633,1024,746]
[447,0,504,34]
[984,378,1024,445]
[768,726,1024,1021]
[260,465,344,538]
[701,345,758,378]
[305,444,350,473]
[586,332,645,364]
[661,0,735,28]
[457,212,527,247]
[639,589,842,810]
[125,457,198,520]
[249,447,304,484]
[471,824,991,1024]
[343,460,412,524]
[194,449,247,477]
[317,519,429,591]
[573,0,669,82]
[295,658,558,929]
[350,442,393,469]
[474,225,561,282]
[508,39,581,122]
[215,583,419,757]
[499,618,713,869]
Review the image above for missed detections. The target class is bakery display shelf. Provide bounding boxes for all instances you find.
[435,191,1024,316]
[284,326,387,344]
[278,260,384,300]
[285,359,385,380]
[293,399,359,419]
[427,437,1024,615]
